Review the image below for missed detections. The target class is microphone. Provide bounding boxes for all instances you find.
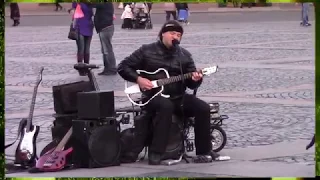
[172,39,180,48]
[74,63,100,70]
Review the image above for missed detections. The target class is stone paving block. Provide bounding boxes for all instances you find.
[131,171,240,177]
[174,161,314,177]
[6,166,167,177]
[220,140,315,161]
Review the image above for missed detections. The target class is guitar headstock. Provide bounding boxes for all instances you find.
[202,66,218,76]
[36,67,45,85]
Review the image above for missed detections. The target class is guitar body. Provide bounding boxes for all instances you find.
[36,127,73,172]
[15,124,40,166]
[36,147,73,172]
[124,66,218,106]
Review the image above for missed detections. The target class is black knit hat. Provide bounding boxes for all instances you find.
[158,20,184,40]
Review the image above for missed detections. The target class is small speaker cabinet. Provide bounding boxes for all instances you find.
[77,90,115,119]
[52,81,94,114]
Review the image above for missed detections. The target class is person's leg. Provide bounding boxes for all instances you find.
[174,94,219,163]
[177,94,212,155]
[76,34,85,63]
[177,9,183,22]
[165,11,170,21]
[98,26,117,75]
[76,34,86,76]
[144,96,174,165]
[171,11,177,20]
[83,36,92,64]
[185,10,189,24]
[305,3,310,25]
[55,3,59,11]
[128,19,133,29]
[302,3,309,26]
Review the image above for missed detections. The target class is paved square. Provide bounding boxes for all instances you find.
[5,18,315,177]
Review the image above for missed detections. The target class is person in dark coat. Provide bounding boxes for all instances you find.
[55,0,63,11]
[10,3,20,26]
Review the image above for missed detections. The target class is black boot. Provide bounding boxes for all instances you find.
[13,20,19,26]
[193,151,220,163]
[148,152,162,165]
[84,54,90,64]
[77,54,86,76]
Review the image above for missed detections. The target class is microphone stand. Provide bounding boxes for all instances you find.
[172,40,193,164]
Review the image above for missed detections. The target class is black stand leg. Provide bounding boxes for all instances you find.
[181,127,193,163]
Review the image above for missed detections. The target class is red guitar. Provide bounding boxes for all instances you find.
[35,128,73,172]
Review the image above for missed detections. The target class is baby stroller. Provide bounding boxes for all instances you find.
[132,2,153,29]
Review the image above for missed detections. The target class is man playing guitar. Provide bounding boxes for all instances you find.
[117,20,219,165]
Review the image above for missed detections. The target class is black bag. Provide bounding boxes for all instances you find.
[120,111,152,163]
[68,22,78,40]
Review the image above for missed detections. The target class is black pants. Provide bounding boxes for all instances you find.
[144,94,212,155]
[122,18,133,29]
[165,11,177,21]
[76,34,92,64]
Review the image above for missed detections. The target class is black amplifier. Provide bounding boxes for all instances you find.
[77,90,115,119]
[52,81,94,114]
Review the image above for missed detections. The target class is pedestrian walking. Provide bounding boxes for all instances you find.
[10,3,20,27]
[55,0,63,11]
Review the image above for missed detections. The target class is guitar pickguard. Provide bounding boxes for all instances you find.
[137,68,171,98]
[19,128,37,155]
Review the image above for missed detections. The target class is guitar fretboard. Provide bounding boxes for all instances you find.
[55,128,73,151]
[26,68,44,132]
[157,72,193,86]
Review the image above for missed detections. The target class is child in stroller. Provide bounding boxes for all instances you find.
[121,4,134,29]
[131,2,153,29]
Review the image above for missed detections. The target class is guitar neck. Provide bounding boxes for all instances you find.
[26,85,39,131]
[55,128,73,151]
[157,72,193,86]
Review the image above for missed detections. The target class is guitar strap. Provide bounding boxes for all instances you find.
[4,118,27,149]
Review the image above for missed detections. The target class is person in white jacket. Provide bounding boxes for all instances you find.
[121,5,133,29]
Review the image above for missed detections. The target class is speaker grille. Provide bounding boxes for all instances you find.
[88,126,121,166]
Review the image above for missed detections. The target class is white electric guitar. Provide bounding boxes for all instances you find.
[124,66,218,106]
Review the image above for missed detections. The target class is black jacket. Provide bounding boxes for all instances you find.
[93,2,114,33]
[117,41,202,99]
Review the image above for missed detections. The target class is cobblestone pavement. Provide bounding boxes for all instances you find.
[4,20,315,177]
[253,152,315,166]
